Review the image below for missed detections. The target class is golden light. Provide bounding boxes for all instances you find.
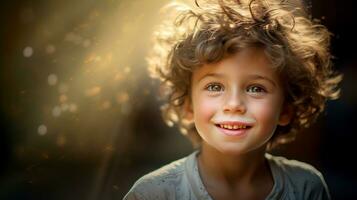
[8,0,195,198]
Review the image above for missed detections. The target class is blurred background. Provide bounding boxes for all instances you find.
[0,0,356,199]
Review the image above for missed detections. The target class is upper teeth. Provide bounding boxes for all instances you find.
[220,124,247,129]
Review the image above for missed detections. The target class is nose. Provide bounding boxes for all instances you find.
[223,91,246,113]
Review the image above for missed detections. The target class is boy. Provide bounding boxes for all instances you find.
[124,0,341,199]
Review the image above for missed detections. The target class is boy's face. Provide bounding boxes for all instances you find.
[187,47,291,155]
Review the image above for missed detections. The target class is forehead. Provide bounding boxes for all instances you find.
[193,47,280,82]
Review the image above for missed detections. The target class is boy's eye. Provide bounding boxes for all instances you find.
[206,83,224,92]
[246,85,266,93]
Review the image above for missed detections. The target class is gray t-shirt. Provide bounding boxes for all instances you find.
[123,151,331,200]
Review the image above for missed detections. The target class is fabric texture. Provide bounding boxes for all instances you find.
[123,151,331,200]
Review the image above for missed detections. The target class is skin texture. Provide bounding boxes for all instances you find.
[185,48,292,199]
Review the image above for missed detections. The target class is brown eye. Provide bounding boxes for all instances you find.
[206,83,224,92]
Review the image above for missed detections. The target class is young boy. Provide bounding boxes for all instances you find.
[124,0,341,199]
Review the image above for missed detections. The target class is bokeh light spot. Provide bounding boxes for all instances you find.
[56,135,66,147]
[124,66,131,74]
[52,106,62,117]
[116,92,129,104]
[59,94,68,103]
[69,103,78,113]
[38,124,47,135]
[85,86,101,96]
[23,46,34,58]
[114,72,124,81]
[48,74,58,86]
[101,101,111,110]
[45,44,56,54]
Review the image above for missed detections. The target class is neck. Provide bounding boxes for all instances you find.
[197,143,270,187]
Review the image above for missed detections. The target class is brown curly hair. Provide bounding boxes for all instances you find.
[147,0,342,149]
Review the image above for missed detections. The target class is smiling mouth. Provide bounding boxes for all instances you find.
[216,124,252,130]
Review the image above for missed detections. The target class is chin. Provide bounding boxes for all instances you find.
[215,143,251,156]
[214,141,266,156]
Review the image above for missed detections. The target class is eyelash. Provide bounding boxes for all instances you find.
[246,85,267,93]
[205,83,224,92]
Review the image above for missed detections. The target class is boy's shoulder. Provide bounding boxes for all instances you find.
[266,154,331,199]
[266,153,322,177]
[123,152,195,200]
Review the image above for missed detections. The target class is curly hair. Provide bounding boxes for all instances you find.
[147,0,342,149]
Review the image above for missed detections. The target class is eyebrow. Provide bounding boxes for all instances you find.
[198,73,277,87]
[198,73,226,82]
[246,74,277,87]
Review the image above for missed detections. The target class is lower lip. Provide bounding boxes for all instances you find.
[216,126,250,137]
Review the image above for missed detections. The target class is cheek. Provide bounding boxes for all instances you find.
[193,94,219,120]
[250,99,282,124]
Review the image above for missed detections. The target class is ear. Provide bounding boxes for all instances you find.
[278,104,293,126]
[182,97,194,122]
